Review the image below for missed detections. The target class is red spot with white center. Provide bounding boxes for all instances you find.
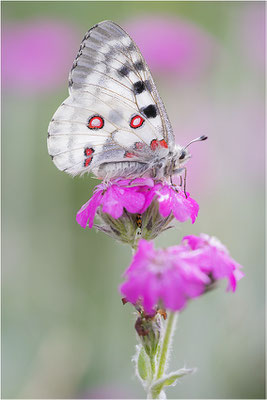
[160,139,168,148]
[130,115,144,129]
[150,139,159,150]
[84,147,94,156]
[88,115,104,129]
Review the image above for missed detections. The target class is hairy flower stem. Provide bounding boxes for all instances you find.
[150,355,156,377]
[156,312,178,380]
[146,312,178,399]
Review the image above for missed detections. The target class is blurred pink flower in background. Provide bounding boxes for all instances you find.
[2,19,79,93]
[125,16,217,79]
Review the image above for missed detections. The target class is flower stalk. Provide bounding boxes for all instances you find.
[134,311,191,399]
[156,311,177,381]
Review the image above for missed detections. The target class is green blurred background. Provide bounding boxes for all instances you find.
[2,1,265,399]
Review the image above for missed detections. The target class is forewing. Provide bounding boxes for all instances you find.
[47,20,174,176]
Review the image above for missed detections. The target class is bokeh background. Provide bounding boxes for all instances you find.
[2,1,265,399]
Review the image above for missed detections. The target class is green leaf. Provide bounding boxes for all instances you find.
[137,346,152,382]
[164,368,195,386]
[151,368,195,396]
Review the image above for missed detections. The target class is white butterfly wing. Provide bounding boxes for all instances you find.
[47,20,175,177]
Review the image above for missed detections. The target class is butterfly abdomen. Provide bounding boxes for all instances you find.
[92,160,148,180]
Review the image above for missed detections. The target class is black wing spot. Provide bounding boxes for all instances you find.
[118,65,130,77]
[144,80,153,92]
[133,81,145,94]
[134,61,144,71]
[128,43,135,51]
[142,104,157,118]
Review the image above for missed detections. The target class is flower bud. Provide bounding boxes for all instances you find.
[135,311,163,358]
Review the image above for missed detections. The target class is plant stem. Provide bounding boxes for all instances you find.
[150,355,156,377]
[156,312,178,380]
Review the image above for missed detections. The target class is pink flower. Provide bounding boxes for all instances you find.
[120,239,210,314]
[120,236,244,313]
[76,179,199,229]
[182,234,244,292]
[2,19,79,93]
[76,178,154,229]
[125,16,217,79]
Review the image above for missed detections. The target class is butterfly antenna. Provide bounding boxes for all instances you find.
[184,135,208,149]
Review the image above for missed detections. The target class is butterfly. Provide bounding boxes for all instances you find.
[47,20,206,181]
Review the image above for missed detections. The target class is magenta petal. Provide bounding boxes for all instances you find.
[182,235,205,250]
[186,196,199,223]
[120,279,140,305]
[156,186,199,223]
[139,183,162,213]
[76,191,103,229]
[100,183,147,219]
[102,187,124,219]
[121,189,146,214]
[142,275,161,314]
[76,198,91,228]
[172,196,191,222]
[227,273,237,292]
[163,287,187,312]
[157,187,173,217]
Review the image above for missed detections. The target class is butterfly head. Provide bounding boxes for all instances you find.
[170,146,190,176]
[171,135,208,175]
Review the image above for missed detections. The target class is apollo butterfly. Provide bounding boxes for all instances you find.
[47,20,206,180]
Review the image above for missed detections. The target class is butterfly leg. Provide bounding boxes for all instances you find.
[183,167,188,198]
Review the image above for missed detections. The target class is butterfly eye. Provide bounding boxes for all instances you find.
[88,115,104,129]
[179,149,186,160]
[130,115,144,129]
